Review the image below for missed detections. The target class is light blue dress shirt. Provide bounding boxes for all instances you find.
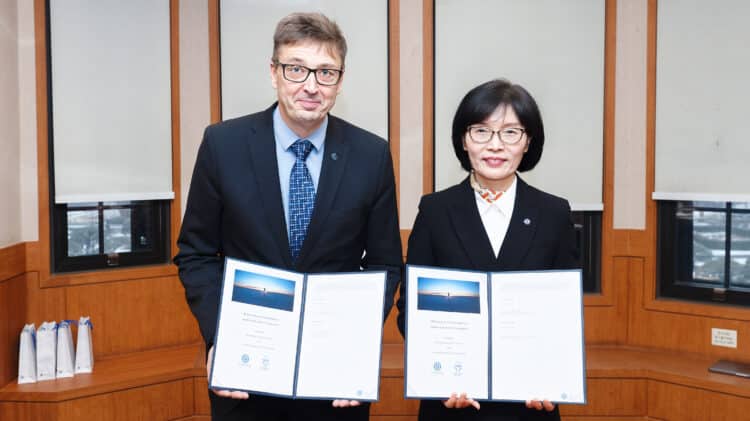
[273,106,327,234]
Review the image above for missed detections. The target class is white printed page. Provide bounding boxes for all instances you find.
[295,272,386,400]
[210,258,304,397]
[405,266,489,400]
[490,270,585,404]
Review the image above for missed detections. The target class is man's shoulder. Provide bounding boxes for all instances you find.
[328,114,387,149]
[206,108,271,136]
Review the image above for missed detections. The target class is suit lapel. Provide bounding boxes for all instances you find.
[448,178,498,269]
[296,116,351,266]
[246,106,293,267]
[496,177,539,270]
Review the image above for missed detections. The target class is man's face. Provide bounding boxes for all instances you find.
[271,41,344,137]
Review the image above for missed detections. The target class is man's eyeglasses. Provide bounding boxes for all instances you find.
[466,126,526,145]
[274,61,343,86]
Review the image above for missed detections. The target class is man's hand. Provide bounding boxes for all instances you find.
[443,392,481,410]
[207,346,249,399]
[525,399,555,412]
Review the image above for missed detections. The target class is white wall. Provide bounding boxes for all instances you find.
[18,0,37,242]
[0,0,21,247]
[179,0,211,216]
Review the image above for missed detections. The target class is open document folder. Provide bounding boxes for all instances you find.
[210,257,386,401]
[404,265,586,404]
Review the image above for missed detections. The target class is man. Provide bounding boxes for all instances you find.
[174,12,402,421]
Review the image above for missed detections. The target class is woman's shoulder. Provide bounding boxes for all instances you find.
[520,179,571,213]
[417,181,469,209]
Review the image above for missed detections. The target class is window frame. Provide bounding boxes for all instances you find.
[43,0,174,275]
[51,201,170,273]
[658,200,750,305]
[573,211,602,294]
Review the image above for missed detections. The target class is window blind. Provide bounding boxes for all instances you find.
[50,0,173,204]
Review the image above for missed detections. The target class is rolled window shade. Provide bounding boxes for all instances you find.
[50,0,173,204]
[434,0,605,211]
[219,0,389,140]
[654,0,750,203]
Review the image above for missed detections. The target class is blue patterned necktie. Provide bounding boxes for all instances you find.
[288,139,316,263]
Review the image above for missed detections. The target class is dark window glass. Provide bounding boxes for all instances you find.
[658,201,750,304]
[52,201,170,273]
[573,211,602,293]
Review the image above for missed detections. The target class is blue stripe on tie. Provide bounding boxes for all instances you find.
[288,139,315,263]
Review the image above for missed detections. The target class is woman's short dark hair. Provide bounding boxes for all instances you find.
[451,79,544,172]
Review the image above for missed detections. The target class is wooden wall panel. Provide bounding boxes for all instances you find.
[50,379,192,421]
[0,243,29,386]
[371,377,418,416]
[1,273,34,387]
[0,401,58,421]
[0,243,26,281]
[383,302,403,345]
[628,250,750,360]
[562,416,660,421]
[648,380,750,421]
[194,378,210,415]
[64,276,200,357]
[560,379,646,417]
[0,281,8,387]
[583,256,631,344]
[25,272,67,324]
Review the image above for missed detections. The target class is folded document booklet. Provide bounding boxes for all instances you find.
[209,258,386,401]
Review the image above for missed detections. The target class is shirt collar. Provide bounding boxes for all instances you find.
[474,175,518,216]
[273,106,327,151]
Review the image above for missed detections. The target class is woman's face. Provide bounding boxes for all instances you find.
[463,104,529,192]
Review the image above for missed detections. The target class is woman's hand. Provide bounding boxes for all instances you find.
[525,399,555,411]
[443,392,480,410]
[206,346,250,399]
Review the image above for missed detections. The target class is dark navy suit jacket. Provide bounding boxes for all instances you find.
[174,105,402,416]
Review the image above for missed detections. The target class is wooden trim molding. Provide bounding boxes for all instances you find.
[389,0,401,211]
[208,0,221,123]
[589,0,619,308]
[421,0,433,195]
[170,0,182,254]
[33,0,50,283]
[32,0,182,288]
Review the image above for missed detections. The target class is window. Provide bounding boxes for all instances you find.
[658,201,750,304]
[45,1,174,274]
[52,201,170,273]
[573,211,602,293]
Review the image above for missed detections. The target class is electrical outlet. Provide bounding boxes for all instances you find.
[711,328,737,348]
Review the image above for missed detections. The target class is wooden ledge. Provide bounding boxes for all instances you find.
[585,345,750,398]
[0,343,204,402]
[381,343,750,399]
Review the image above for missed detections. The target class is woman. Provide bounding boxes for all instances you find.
[396,79,578,420]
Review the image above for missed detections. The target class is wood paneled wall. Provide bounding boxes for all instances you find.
[4,0,750,420]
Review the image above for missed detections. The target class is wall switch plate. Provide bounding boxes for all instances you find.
[712,328,738,348]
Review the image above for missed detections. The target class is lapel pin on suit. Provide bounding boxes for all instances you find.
[330,152,338,161]
[523,218,531,225]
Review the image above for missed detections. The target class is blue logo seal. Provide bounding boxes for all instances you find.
[241,354,250,364]
[453,362,463,376]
